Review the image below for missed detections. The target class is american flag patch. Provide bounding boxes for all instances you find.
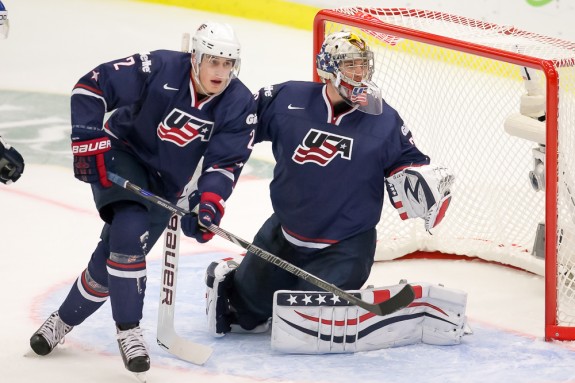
[350,87,368,105]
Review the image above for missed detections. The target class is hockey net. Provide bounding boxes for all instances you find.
[313,8,575,341]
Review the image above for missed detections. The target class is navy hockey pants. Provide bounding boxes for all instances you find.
[231,213,377,330]
[58,148,171,326]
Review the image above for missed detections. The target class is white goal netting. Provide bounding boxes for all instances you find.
[316,8,575,337]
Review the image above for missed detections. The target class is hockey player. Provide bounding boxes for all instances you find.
[0,2,25,184]
[29,22,256,375]
[199,31,456,347]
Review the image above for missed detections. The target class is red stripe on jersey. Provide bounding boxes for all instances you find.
[74,83,103,95]
[282,226,339,245]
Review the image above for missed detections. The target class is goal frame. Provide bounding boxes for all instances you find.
[312,8,568,341]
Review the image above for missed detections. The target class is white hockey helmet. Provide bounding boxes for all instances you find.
[316,31,382,114]
[0,1,9,39]
[191,22,241,95]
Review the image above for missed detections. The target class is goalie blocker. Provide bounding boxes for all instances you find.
[271,282,470,354]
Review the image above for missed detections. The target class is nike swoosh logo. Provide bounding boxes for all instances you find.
[288,104,305,110]
[163,83,179,91]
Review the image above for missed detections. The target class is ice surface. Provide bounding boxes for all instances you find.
[1,1,574,382]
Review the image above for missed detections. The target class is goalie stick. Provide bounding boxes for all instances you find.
[107,171,416,316]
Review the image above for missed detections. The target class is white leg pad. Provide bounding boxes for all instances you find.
[205,255,244,337]
[205,255,271,337]
[271,282,470,354]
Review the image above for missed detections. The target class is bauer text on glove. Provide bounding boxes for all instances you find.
[71,127,112,188]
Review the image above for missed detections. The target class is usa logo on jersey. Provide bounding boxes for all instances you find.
[292,129,353,166]
[157,109,214,147]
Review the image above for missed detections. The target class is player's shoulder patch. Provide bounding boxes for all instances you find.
[137,52,153,73]
[259,81,318,102]
[145,49,190,73]
[261,84,276,98]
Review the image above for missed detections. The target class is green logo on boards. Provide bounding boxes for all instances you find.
[0,90,71,168]
[526,0,553,6]
[0,90,273,178]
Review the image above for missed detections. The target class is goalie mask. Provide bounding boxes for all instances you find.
[191,22,241,96]
[317,31,382,115]
[0,1,8,39]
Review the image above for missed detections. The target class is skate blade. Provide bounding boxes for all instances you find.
[133,372,147,383]
[23,348,40,357]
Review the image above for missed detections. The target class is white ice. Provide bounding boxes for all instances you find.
[1,1,574,382]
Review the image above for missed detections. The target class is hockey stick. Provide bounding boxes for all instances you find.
[148,31,212,365]
[156,213,212,365]
[107,171,416,316]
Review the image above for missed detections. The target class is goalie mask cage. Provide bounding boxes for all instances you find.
[313,8,575,341]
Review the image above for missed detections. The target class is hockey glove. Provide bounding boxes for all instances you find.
[71,127,112,187]
[181,192,225,243]
[386,164,454,231]
[0,137,24,184]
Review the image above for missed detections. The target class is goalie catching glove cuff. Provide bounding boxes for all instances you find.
[181,192,225,243]
[71,127,112,188]
[386,164,454,231]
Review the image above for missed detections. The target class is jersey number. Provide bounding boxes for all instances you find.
[113,57,136,70]
[248,129,255,150]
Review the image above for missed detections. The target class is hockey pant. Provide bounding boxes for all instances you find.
[231,213,377,331]
[58,202,170,326]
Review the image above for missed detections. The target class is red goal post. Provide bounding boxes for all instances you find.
[313,7,575,341]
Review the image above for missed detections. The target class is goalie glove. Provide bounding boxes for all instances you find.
[385,164,454,231]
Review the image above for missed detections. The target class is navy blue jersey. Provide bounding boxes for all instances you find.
[256,81,429,246]
[71,50,256,201]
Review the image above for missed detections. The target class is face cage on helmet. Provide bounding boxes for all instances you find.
[191,53,241,96]
[332,50,375,87]
[330,50,382,115]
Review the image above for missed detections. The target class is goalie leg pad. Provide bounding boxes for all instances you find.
[271,282,469,354]
[205,256,243,337]
[420,284,471,345]
[205,255,271,337]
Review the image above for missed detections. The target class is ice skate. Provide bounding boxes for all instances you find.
[116,325,150,375]
[29,311,74,356]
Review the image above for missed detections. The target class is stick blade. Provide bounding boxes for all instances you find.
[157,332,213,365]
[375,284,415,316]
